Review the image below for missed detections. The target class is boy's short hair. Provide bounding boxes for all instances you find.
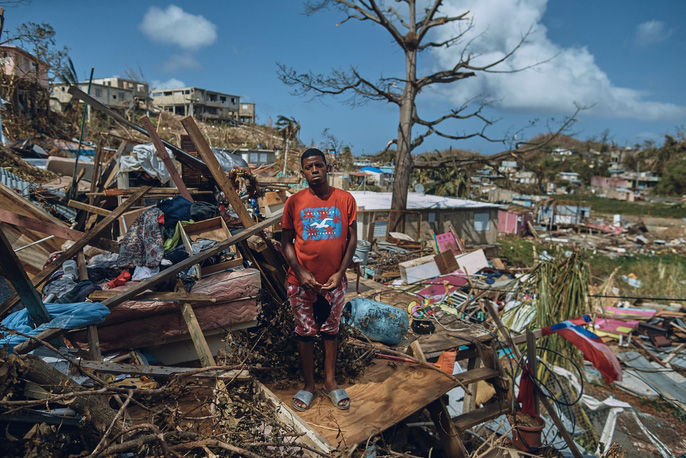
[300,148,327,167]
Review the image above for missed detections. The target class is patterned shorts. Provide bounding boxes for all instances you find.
[288,276,348,337]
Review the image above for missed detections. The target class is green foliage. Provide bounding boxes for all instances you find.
[498,237,535,267]
[413,166,470,197]
[4,22,70,82]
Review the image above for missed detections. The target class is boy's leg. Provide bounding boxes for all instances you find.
[289,283,318,410]
[320,277,349,407]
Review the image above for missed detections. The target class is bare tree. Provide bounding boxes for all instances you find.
[278,0,544,230]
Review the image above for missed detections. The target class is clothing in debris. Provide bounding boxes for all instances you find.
[157,195,192,239]
[108,270,131,289]
[43,275,78,300]
[55,281,101,304]
[190,201,220,222]
[1,302,110,350]
[132,266,160,281]
[117,207,165,269]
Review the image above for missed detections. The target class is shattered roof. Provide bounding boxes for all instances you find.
[349,191,500,211]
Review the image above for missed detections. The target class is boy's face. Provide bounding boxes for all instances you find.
[301,155,328,186]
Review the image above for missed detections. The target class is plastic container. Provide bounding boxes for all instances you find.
[509,413,545,451]
[342,297,409,345]
[62,260,78,281]
[353,240,371,266]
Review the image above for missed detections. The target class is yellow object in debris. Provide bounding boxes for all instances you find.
[110,376,158,390]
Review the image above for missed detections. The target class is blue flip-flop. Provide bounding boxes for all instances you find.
[292,390,317,412]
[321,388,350,410]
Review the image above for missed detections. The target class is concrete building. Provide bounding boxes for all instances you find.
[0,46,49,89]
[51,77,150,113]
[151,87,240,123]
[239,102,255,124]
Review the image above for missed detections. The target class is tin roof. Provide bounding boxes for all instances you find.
[349,191,500,211]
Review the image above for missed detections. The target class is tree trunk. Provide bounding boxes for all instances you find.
[390,42,418,233]
[23,354,119,434]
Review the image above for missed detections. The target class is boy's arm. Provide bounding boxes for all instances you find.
[282,228,321,290]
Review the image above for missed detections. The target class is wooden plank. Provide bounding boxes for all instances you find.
[462,356,481,414]
[74,360,250,380]
[455,367,499,386]
[408,340,468,458]
[99,213,281,309]
[0,186,151,317]
[268,357,459,449]
[14,328,65,354]
[87,325,102,361]
[180,301,216,367]
[454,400,511,431]
[254,380,332,454]
[68,200,111,216]
[87,290,216,303]
[180,116,254,228]
[140,116,194,202]
[0,209,119,254]
[0,225,51,325]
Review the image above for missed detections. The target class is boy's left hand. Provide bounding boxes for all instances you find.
[321,272,343,291]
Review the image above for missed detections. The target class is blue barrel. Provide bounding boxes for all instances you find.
[343,298,409,345]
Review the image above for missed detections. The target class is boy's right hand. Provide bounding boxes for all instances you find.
[296,269,322,291]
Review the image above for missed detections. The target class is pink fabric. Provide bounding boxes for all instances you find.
[288,276,348,336]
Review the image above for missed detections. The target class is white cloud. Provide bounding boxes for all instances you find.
[162,53,201,72]
[636,20,671,45]
[151,78,186,90]
[433,0,685,121]
[139,5,217,51]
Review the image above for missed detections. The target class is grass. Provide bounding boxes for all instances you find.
[554,194,686,219]
[498,238,686,300]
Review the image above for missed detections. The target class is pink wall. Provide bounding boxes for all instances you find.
[498,209,532,235]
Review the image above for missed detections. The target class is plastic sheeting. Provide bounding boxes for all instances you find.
[1,302,110,349]
[119,144,248,185]
[120,143,173,184]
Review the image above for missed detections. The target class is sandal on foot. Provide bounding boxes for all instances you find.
[292,390,317,412]
[321,388,350,410]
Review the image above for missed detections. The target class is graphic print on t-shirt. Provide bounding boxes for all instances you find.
[300,206,343,241]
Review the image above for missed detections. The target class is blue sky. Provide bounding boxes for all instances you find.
[5,0,685,156]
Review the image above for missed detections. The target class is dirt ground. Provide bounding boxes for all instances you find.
[620,214,686,239]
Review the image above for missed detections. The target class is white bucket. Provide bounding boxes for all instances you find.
[353,240,371,265]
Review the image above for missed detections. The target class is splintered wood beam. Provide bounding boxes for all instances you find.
[0,186,151,317]
[73,360,250,380]
[68,86,211,177]
[0,209,119,253]
[87,290,216,303]
[68,200,111,216]
[140,116,194,202]
[100,213,282,310]
[0,225,51,325]
[180,116,254,228]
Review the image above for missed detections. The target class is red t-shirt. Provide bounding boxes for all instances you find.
[282,187,357,286]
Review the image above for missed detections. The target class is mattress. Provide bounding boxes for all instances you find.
[71,269,262,352]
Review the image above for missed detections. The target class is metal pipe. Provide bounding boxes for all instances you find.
[14,235,55,252]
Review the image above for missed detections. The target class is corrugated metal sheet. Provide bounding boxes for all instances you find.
[0,166,77,221]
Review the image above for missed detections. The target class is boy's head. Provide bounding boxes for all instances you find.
[300,148,327,167]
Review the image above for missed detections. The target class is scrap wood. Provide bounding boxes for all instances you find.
[73,361,250,380]
[88,290,216,302]
[483,299,584,458]
[87,187,208,196]
[0,186,152,318]
[140,115,194,202]
[68,86,212,178]
[0,208,119,253]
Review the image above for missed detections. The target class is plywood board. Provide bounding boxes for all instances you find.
[265,360,458,449]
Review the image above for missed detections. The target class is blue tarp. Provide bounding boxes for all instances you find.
[361,166,382,173]
[1,302,110,350]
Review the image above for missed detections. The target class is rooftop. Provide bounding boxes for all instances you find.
[349,191,500,211]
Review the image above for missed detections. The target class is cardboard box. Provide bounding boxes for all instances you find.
[119,205,154,234]
[179,217,243,277]
[259,190,287,217]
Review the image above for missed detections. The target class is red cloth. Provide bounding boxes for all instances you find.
[108,270,131,289]
[282,187,356,285]
[517,365,537,417]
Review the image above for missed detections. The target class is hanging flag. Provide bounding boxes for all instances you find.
[542,315,622,384]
